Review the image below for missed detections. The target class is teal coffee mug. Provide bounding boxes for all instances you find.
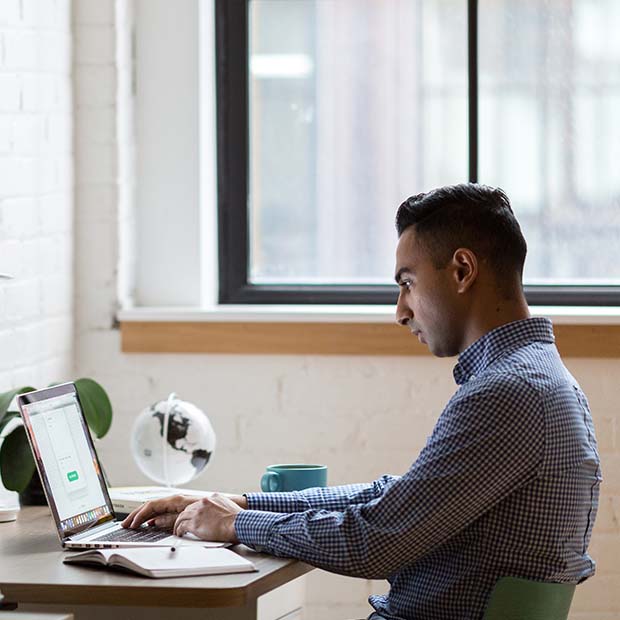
[261,464,327,492]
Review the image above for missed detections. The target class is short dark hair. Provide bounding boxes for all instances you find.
[395,183,527,289]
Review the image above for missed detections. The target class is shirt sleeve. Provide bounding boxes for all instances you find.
[244,475,400,513]
[234,375,545,579]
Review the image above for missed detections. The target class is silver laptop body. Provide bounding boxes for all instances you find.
[17,383,205,550]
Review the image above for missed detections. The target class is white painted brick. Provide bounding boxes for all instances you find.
[0,327,20,369]
[73,0,115,26]
[571,575,620,613]
[21,0,68,30]
[587,532,620,576]
[75,142,117,184]
[596,417,616,453]
[600,454,620,493]
[39,192,72,234]
[0,0,21,26]
[56,75,72,111]
[0,371,16,393]
[54,153,73,192]
[0,74,21,111]
[19,239,43,278]
[45,316,72,356]
[0,157,37,196]
[35,236,62,276]
[75,25,115,64]
[40,273,72,316]
[0,0,71,406]
[46,112,72,153]
[75,184,118,219]
[594,495,620,533]
[13,324,43,365]
[10,114,46,154]
[0,239,25,276]
[11,364,41,390]
[76,106,116,144]
[4,280,40,323]
[0,115,12,151]
[38,355,74,386]
[75,65,117,106]
[40,153,73,194]
[21,74,58,112]
[44,31,72,73]
[3,31,39,70]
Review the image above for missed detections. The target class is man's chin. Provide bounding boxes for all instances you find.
[425,340,456,358]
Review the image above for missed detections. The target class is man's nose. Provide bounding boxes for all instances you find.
[395,292,412,326]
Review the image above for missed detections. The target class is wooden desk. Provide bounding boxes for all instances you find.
[0,507,313,620]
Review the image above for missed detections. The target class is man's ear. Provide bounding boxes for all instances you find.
[451,248,478,293]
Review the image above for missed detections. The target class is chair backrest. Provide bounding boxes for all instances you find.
[483,576,576,620]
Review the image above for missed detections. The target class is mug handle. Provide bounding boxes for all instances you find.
[261,471,281,492]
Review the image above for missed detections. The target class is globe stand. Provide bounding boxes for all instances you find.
[162,392,176,488]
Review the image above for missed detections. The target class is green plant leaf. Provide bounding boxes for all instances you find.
[0,425,36,493]
[0,411,20,436]
[0,386,35,420]
[75,378,112,439]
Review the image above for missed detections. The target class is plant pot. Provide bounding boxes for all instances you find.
[19,470,47,506]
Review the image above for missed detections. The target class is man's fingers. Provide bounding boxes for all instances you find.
[125,501,161,529]
[123,495,193,529]
[148,513,177,530]
[173,513,190,538]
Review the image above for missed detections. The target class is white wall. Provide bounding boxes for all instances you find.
[0,0,74,391]
[0,0,617,618]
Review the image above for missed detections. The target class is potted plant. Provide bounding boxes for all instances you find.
[0,378,112,502]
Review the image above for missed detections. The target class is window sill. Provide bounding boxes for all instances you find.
[118,306,620,357]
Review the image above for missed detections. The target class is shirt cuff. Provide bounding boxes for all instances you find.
[234,509,282,550]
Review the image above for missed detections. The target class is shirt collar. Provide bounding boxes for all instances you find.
[452,317,555,385]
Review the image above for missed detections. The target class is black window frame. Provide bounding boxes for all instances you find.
[216,0,620,306]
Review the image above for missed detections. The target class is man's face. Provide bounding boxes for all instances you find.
[394,227,465,357]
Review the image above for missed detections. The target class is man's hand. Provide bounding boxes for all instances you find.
[173,493,242,543]
[225,494,249,510]
[122,494,200,531]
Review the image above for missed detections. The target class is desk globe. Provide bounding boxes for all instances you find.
[131,393,216,486]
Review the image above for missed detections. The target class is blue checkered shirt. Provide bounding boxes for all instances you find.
[235,318,601,620]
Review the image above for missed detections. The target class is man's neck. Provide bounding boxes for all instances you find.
[461,295,531,353]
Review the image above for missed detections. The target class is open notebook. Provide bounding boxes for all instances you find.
[64,546,257,578]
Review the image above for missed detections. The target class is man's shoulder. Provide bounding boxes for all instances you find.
[487,338,574,394]
[444,371,543,431]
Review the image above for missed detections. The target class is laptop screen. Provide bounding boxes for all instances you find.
[18,383,115,539]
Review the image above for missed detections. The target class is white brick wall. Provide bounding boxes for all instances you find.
[0,0,73,394]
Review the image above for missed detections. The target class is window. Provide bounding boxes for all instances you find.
[216,0,620,305]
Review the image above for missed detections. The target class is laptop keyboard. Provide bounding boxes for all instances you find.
[95,526,170,543]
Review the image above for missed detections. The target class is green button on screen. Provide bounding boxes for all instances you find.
[67,471,79,482]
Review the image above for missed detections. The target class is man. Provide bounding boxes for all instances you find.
[124,184,601,620]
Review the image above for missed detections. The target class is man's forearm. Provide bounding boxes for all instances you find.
[243,476,399,513]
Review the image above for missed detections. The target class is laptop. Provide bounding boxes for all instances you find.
[17,382,221,550]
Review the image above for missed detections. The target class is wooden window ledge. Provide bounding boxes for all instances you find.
[119,309,620,357]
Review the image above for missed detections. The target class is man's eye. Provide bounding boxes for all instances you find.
[400,280,412,291]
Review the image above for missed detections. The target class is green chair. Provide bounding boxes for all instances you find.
[483,576,576,620]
